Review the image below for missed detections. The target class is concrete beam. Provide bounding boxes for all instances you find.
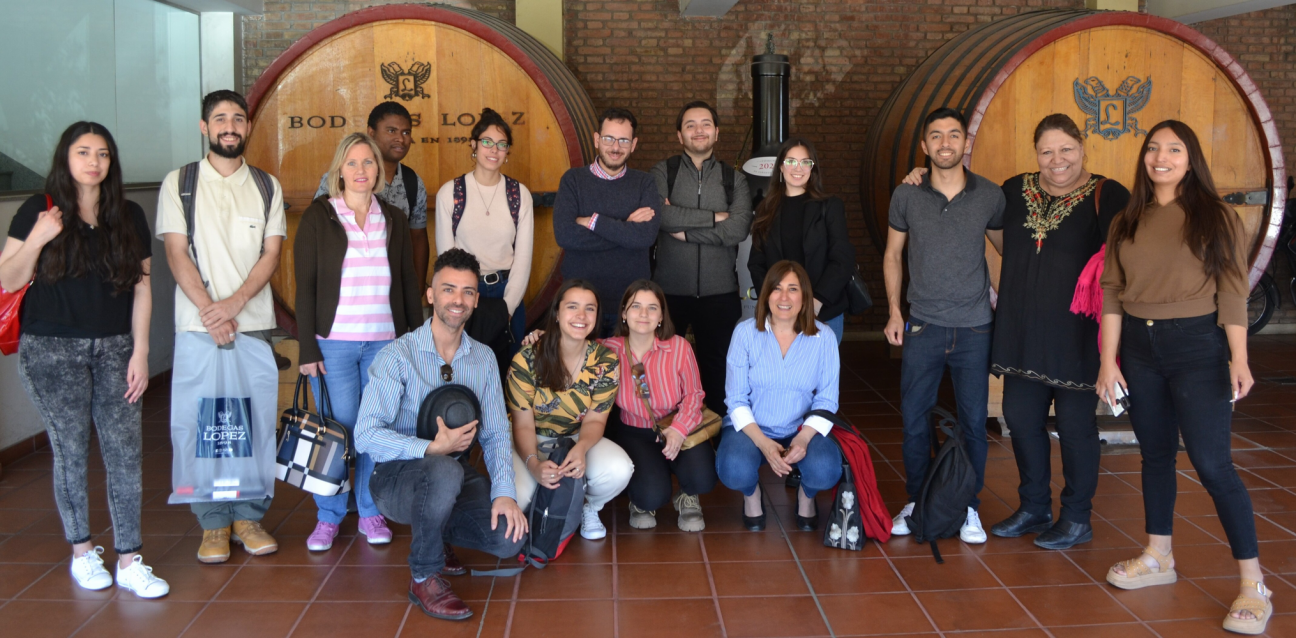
[680,0,741,18]
[1147,0,1296,23]
[1085,0,1138,10]
[517,0,564,60]
[165,0,263,14]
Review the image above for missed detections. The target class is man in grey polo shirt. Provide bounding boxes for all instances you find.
[883,108,1004,545]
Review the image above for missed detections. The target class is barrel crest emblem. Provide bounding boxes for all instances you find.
[380,61,432,101]
[1073,76,1153,141]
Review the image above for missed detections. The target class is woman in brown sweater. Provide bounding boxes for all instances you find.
[1097,120,1271,634]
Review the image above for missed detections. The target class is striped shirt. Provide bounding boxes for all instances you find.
[602,335,705,437]
[354,323,516,501]
[725,317,839,439]
[324,196,395,341]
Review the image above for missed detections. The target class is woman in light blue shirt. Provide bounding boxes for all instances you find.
[718,260,841,532]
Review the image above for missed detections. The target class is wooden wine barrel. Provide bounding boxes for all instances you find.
[244,4,597,330]
[858,9,1287,419]
[860,9,1287,286]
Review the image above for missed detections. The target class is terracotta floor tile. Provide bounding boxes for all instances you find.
[786,531,884,557]
[1048,624,1159,638]
[0,533,81,563]
[880,535,972,558]
[290,601,408,636]
[1190,575,1296,608]
[699,529,794,561]
[18,566,120,602]
[818,592,935,635]
[717,596,829,637]
[182,602,306,638]
[0,563,53,599]
[338,535,413,566]
[1013,583,1136,626]
[944,631,1049,638]
[799,557,906,594]
[516,563,614,600]
[616,532,702,563]
[143,563,239,601]
[616,561,713,599]
[507,600,614,638]
[153,534,251,566]
[1172,542,1251,578]
[892,554,1000,590]
[980,550,1093,587]
[215,565,333,602]
[0,600,108,638]
[618,598,724,638]
[0,508,51,534]
[72,600,206,638]
[914,588,1037,632]
[1104,579,1228,621]
[710,560,810,597]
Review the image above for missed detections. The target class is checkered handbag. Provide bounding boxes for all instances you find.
[275,374,352,496]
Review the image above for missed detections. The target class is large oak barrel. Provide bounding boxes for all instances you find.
[860,9,1287,288]
[244,4,596,330]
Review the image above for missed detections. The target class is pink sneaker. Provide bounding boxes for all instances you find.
[359,515,393,545]
[307,521,339,551]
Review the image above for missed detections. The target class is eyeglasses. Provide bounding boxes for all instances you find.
[782,158,815,169]
[440,363,453,383]
[599,135,634,147]
[478,138,510,151]
[631,363,650,399]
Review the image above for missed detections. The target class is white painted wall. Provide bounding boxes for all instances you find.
[0,186,173,452]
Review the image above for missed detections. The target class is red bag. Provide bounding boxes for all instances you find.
[0,194,51,355]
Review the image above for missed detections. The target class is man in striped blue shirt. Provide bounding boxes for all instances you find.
[356,248,527,622]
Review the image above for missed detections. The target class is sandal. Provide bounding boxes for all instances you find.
[1223,579,1273,635]
[1106,545,1176,590]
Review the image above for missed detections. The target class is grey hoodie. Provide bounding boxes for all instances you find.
[650,154,753,297]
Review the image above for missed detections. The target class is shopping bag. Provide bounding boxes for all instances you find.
[168,332,280,504]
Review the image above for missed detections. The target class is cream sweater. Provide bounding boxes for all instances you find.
[434,172,534,314]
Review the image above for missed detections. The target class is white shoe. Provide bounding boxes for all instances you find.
[70,547,113,590]
[116,555,170,598]
[580,503,607,540]
[960,507,987,544]
[891,503,915,536]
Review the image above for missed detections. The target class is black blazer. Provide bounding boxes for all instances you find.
[748,196,855,321]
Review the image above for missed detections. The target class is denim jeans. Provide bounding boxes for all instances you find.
[715,422,842,499]
[308,338,392,524]
[478,275,526,351]
[369,455,527,579]
[1121,313,1258,560]
[822,313,845,345]
[18,334,144,552]
[900,319,991,509]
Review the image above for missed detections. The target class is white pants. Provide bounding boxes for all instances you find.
[513,433,633,513]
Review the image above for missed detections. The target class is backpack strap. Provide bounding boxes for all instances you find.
[504,175,521,228]
[178,162,206,286]
[246,165,275,257]
[451,175,467,237]
[400,163,419,216]
[665,155,682,201]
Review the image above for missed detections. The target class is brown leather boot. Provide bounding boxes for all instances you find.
[231,520,278,556]
[408,575,472,620]
[441,544,467,577]
[197,527,231,564]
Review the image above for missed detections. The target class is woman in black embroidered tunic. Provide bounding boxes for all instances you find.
[904,114,1130,549]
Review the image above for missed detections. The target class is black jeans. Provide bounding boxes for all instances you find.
[1121,313,1258,560]
[605,412,717,511]
[370,456,527,579]
[666,293,742,416]
[1002,374,1100,525]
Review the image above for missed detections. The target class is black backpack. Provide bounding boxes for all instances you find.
[904,406,978,563]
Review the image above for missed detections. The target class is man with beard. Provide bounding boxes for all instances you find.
[883,108,1005,545]
[651,101,751,416]
[553,107,661,336]
[314,102,430,291]
[156,90,286,562]
[355,248,527,622]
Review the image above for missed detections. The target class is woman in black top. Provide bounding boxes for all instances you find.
[748,137,856,343]
[0,122,167,597]
[903,114,1130,549]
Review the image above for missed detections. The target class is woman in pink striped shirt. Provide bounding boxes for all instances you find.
[602,280,717,531]
[294,132,423,552]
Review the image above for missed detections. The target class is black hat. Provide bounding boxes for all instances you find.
[416,384,482,457]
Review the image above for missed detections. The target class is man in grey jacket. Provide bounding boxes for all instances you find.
[652,101,752,416]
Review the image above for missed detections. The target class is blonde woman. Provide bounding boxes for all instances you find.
[294,132,422,551]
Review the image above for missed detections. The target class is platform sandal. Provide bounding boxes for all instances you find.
[1222,579,1273,635]
[1105,545,1176,590]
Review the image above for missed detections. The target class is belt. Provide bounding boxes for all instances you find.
[481,270,510,285]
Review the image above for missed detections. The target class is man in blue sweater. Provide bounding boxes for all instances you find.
[553,108,662,336]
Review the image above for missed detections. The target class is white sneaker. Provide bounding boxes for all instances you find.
[891,503,915,536]
[960,507,987,544]
[115,555,170,598]
[70,547,113,590]
[580,503,607,540]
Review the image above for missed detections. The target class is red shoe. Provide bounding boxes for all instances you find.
[408,576,472,621]
[441,544,467,577]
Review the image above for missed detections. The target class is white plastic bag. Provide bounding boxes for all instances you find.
[168,332,279,504]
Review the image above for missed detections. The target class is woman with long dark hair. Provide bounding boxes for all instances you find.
[1097,120,1272,634]
[506,279,631,541]
[435,108,534,347]
[747,137,856,342]
[0,122,167,597]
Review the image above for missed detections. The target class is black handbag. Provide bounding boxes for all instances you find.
[276,374,352,496]
[823,457,865,551]
[847,265,874,315]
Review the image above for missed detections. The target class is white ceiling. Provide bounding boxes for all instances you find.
[1147,0,1296,23]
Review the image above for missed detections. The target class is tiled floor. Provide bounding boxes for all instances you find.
[3,336,1296,637]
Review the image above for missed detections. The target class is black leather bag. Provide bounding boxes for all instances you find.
[905,407,977,563]
[847,265,874,315]
[416,384,482,460]
[823,458,864,551]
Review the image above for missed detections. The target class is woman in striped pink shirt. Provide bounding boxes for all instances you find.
[294,132,423,552]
